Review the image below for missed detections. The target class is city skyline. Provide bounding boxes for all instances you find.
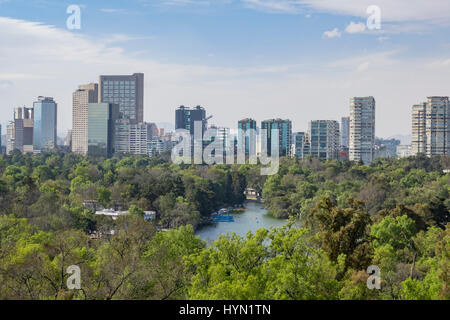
[1,1,450,137]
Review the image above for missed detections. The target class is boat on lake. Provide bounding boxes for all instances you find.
[212,208,235,222]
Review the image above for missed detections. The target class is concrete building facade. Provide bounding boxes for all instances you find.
[349,97,376,165]
[412,97,450,156]
[72,83,98,155]
[308,120,340,161]
[99,73,144,125]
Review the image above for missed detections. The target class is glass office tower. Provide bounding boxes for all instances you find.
[33,96,57,152]
[99,73,144,125]
[175,105,207,135]
[238,118,257,157]
[261,119,292,157]
[308,120,340,160]
[88,103,119,158]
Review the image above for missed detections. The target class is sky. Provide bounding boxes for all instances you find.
[0,0,450,138]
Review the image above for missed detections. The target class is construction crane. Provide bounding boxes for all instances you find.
[204,115,213,127]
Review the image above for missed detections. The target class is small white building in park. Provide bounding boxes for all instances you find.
[95,209,156,221]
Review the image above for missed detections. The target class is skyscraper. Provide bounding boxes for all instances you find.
[33,97,57,152]
[99,73,144,124]
[349,97,376,165]
[412,103,427,155]
[72,83,98,155]
[0,124,2,154]
[308,120,340,161]
[206,125,232,162]
[238,118,257,157]
[88,103,119,158]
[341,116,350,148]
[6,122,14,154]
[11,106,34,153]
[412,97,450,156]
[292,132,311,159]
[175,105,207,135]
[261,119,292,157]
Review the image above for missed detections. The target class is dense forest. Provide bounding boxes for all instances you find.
[0,150,448,300]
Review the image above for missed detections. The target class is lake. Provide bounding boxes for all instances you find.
[195,201,288,242]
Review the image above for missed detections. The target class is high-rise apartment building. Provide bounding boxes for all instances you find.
[6,122,14,154]
[88,103,119,158]
[412,103,427,155]
[99,73,144,124]
[115,120,153,155]
[349,97,376,165]
[341,116,350,147]
[207,125,232,161]
[261,119,292,157]
[72,83,98,155]
[412,97,449,156]
[238,118,257,157]
[33,97,57,152]
[308,120,340,161]
[292,132,312,159]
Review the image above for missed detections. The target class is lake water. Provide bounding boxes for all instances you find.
[195,201,288,242]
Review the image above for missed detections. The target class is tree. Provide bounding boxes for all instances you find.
[143,225,204,300]
[97,187,111,208]
[371,215,417,251]
[307,197,372,271]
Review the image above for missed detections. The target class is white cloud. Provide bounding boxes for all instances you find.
[323,28,341,38]
[162,0,211,6]
[299,0,450,24]
[0,16,304,134]
[239,0,450,29]
[242,0,302,14]
[100,8,123,13]
[1,16,449,138]
[345,21,366,34]
[102,34,156,44]
[329,50,398,71]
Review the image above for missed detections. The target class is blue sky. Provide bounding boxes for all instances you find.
[1,0,450,137]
